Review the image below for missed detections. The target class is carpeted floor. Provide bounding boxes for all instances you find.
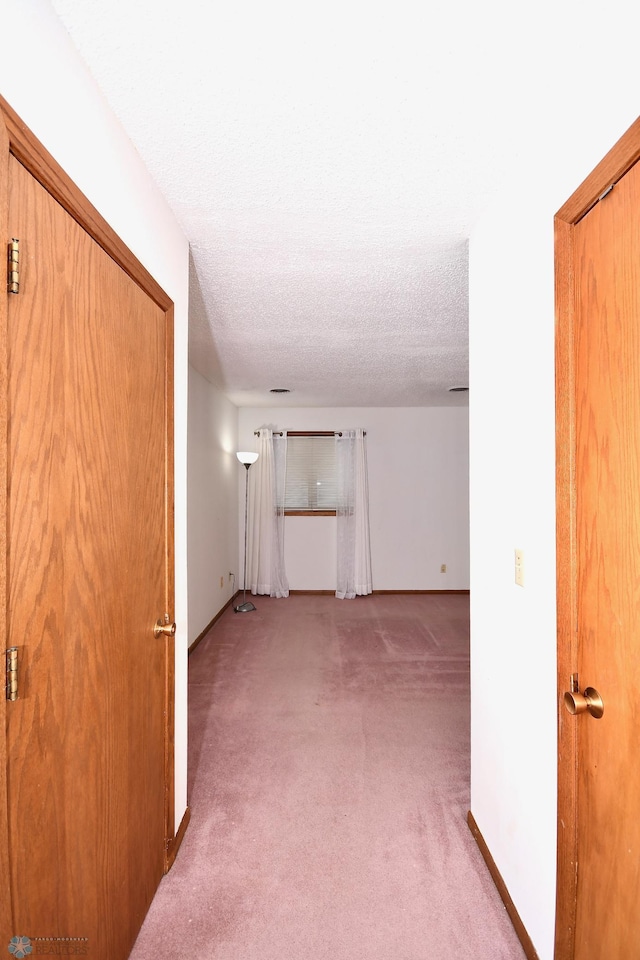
[129,593,527,959]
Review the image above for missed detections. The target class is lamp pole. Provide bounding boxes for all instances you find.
[234,452,258,613]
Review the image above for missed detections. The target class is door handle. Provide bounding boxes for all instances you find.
[563,686,604,719]
[154,617,176,639]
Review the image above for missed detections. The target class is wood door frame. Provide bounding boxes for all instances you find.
[0,99,11,939]
[554,115,640,959]
[0,96,178,869]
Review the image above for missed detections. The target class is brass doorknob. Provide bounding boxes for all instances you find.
[563,686,604,719]
[154,618,176,638]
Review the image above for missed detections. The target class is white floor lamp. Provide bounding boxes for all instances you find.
[235,451,259,613]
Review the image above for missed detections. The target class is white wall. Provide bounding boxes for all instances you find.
[238,406,469,591]
[187,367,239,642]
[468,6,639,955]
[2,1,190,832]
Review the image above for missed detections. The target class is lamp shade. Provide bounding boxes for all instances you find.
[236,451,259,465]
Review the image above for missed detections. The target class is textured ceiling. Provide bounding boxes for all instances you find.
[48,0,495,408]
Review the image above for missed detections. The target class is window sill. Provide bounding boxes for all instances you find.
[285,510,336,517]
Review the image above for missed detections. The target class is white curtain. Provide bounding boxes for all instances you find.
[335,428,373,599]
[248,429,289,598]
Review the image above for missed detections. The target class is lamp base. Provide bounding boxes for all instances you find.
[234,600,256,613]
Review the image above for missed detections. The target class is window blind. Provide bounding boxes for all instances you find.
[284,436,337,510]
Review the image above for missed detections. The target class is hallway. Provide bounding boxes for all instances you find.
[130,593,526,959]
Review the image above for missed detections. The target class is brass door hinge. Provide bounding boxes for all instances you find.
[6,647,18,701]
[7,238,19,294]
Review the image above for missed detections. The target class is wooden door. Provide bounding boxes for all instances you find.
[1,137,174,956]
[555,119,640,959]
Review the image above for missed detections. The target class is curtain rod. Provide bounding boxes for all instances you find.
[253,430,366,437]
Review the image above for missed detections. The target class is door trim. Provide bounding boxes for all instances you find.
[0,96,178,861]
[554,115,640,959]
[0,96,11,940]
[0,96,171,310]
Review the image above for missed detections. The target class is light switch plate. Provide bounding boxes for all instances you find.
[515,549,524,587]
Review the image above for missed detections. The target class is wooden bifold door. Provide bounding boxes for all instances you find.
[0,100,175,959]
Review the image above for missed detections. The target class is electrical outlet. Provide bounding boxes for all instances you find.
[441,563,447,573]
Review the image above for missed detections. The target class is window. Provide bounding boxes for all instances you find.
[283,435,337,514]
